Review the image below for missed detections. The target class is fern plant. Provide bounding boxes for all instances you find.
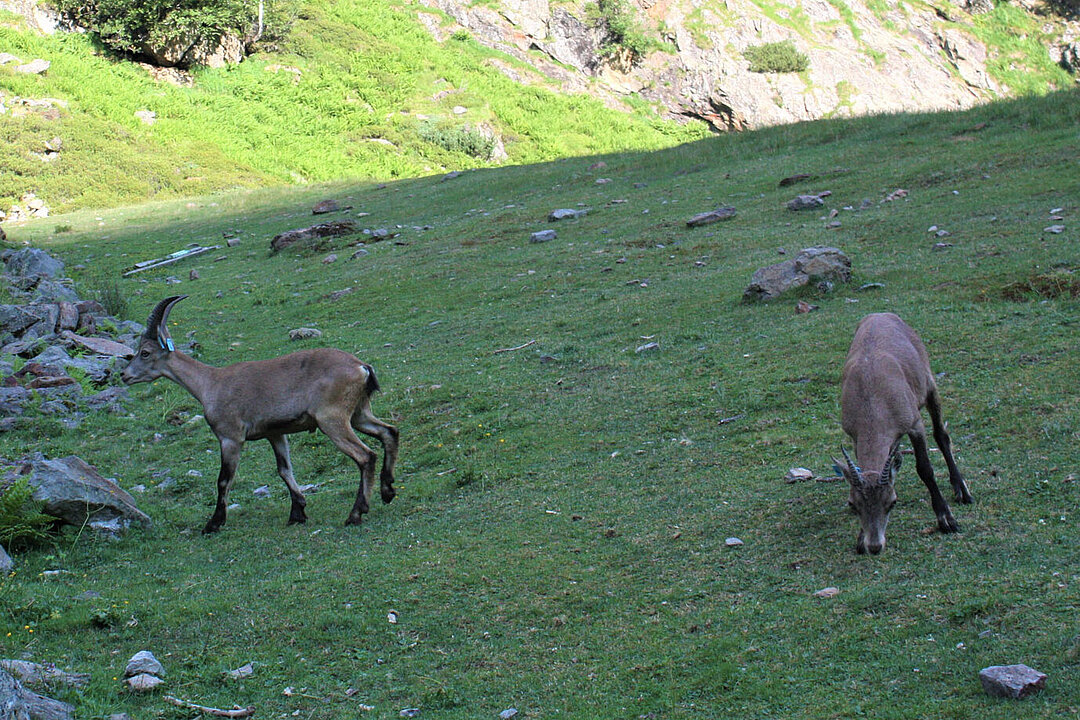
[0,477,53,550]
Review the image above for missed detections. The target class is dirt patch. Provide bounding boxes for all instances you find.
[984,267,1080,301]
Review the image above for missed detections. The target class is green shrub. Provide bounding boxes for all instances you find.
[79,273,129,319]
[586,0,655,66]
[53,0,299,58]
[0,477,53,550]
[743,41,810,73]
[417,123,496,160]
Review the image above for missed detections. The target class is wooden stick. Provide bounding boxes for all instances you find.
[163,695,256,718]
[493,339,536,354]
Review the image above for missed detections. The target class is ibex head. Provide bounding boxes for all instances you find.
[120,295,188,385]
[833,443,901,555]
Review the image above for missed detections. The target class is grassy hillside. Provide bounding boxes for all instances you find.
[2,90,1079,718]
[0,1,707,214]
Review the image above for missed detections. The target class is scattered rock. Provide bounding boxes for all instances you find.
[14,59,50,75]
[978,664,1046,698]
[813,587,840,598]
[125,651,164,678]
[530,230,557,243]
[253,485,271,498]
[787,193,830,211]
[635,341,659,353]
[322,253,338,264]
[313,200,340,214]
[287,327,322,342]
[686,206,737,227]
[884,188,908,202]
[270,221,358,253]
[134,109,156,125]
[499,709,519,720]
[858,283,885,292]
[932,242,954,251]
[1043,225,1065,234]
[0,660,89,690]
[0,544,11,572]
[785,467,814,482]
[125,673,164,691]
[224,663,254,680]
[794,300,818,313]
[743,246,852,302]
[548,208,587,221]
[725,537,743,547]
[400,709,421,718]
[0,668,75,720]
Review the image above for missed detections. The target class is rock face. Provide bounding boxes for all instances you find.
[0,667,75,720]
[743,246,852,302]
[415,0,1012,131]
[14,454,152,532]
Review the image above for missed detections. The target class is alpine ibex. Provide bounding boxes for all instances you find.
[835,313,972,554]
[121,296,399,533]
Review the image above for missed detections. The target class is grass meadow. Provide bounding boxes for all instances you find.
[1,90,1079,718]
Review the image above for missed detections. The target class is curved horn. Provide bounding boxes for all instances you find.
[144,295,188,350]
[840,445,864,486]
[880,442,901,485]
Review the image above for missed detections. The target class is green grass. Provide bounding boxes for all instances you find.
[2,90,1080,718]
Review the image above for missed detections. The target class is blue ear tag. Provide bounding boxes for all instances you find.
[166,338,175,352]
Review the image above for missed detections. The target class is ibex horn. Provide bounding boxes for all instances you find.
[840,445,864,486]
[144,295,188,352]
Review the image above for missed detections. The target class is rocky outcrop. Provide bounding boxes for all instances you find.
[416,0,1011,131]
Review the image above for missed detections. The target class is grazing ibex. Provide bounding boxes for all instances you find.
[121,296,399,533]
[835,312,972,554]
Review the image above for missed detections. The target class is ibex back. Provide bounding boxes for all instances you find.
[835,313,972,554]
[121,296,399,533]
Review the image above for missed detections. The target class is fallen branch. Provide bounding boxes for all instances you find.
[163,695,256,718]
[493,339,536,354]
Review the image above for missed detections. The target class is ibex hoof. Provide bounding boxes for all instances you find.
[381,487,396,504]
[344,512,363,526]
[938,515,960,533]
[202,523,222,534]
[287,515,307,526]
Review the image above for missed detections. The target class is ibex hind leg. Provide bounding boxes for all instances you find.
[352,404,399,504]
[927,390,973,504]
[269,435,308,525]
[320,416,377,526]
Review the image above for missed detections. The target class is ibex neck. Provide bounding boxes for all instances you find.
[162,351,218,407]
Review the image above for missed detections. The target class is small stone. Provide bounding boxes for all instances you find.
[15,58,50,75]
[351,248,370,259]
[686,206,737,227]
[289,327,322,341]
[635,341,660,353]
[253,485,271,498]
[978,664,1047,698]
[549,208,586,221]
[858,283,885,292]
[189,269,200,281]
[785,467,814,482]
[134,109,156,125]
[935,229,951,237]
[825,220,841,229]
[813,587,840,598]
[530,230,557,243]
[322,253,338,264]
[226,237,241,247]
[1043,225,1065,234]
[126,673,164,691]
[499,710,519,720]
[794,300,818,314]
[313,199,339,214]
[932,242,954,251]
[125,650,164,678]
[400,709,421,718]
[787,194,826,211]
[725,537,743,547]
[225,662,255,680]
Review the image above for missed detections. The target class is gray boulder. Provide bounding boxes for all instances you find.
[124,651,164,678]
[743,246,851,302]
[979,664,1047,698]
[3,249,64,280]
[15,455,151,532]
[0,544,11,573]
[0,668,74,720]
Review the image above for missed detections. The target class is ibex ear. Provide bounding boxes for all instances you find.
[143,295,188,352]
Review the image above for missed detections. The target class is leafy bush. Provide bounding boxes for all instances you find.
[53,0,298,58]
[743,41,810,73]
[418,123,496,160]
[586,0,655,66]
[0,478,53,550]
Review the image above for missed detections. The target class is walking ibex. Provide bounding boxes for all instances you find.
[835,313,972,554]
[121,296,399,533]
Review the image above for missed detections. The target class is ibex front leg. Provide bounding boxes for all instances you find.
[205,437,242,534]
[353,405,399,504]
[927,390,973,504]
[268,434,308,525]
